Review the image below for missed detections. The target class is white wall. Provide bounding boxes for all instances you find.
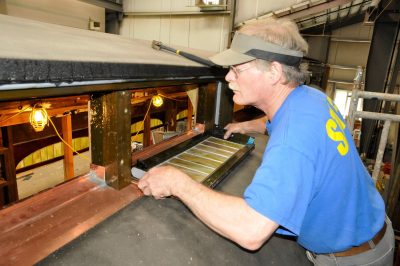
[120,0,230,53]
[1,0,105,31]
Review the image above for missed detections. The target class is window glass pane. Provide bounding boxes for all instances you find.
[333,88,363,118]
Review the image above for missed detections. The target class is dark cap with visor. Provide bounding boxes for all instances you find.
[209,32,303,67]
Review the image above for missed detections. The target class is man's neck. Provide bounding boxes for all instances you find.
[257,83,297,121]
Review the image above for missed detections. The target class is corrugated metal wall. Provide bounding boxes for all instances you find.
[328,23,373,82]
[120,0,230,52]
[1,0,105,31]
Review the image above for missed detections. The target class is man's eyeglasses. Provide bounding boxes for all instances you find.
[229,64,255,79]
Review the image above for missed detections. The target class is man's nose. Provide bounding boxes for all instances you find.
[225,68,236,82]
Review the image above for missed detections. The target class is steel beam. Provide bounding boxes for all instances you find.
[77,0,122,12]
[360,0,400,157]
[283,0,353,20]
[301,13,365,34]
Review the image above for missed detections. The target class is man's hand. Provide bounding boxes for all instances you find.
[223,116,268,139]
[224,122,247,139]
[137,162,278,250]
[138,166,189,200]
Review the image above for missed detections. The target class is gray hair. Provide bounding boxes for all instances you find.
[238,18,309,85]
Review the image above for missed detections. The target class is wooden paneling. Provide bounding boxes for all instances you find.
[0,96,89,128]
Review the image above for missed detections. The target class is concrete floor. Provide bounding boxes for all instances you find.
[38,134,313,266]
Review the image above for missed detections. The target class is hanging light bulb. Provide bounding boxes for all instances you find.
[30,104,48,132]
[152,95,164,107]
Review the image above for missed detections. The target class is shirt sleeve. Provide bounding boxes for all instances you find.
[244,144,315,235]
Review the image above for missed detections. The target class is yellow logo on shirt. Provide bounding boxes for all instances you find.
[325,97,349,156]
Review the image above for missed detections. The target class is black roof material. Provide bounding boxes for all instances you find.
[0,15,226,100]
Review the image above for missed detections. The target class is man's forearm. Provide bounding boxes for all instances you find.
[173,177,278,250]
[244,116,268,134]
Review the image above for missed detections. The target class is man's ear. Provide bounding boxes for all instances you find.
[268,62,283,84]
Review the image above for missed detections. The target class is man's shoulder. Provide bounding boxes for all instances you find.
[291,85,327,104]
[270,86,331,158]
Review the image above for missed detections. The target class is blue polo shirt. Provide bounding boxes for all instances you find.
[244,85,385,253]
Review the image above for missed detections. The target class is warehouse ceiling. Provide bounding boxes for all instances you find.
[295,0,373,34]
[237,0,374,35]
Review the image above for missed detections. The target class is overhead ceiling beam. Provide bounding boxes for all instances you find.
[237,0,357,29]
[300,12,365,34]
[297,0,367,24]
[77,0,122,12]
[280,0,353,20]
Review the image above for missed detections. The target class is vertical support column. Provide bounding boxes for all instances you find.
[197,83,217,133]
[105,12,121,34]
[387,122,400,218]
[0,127,18,206]
[372,120,391,183]
[0,129,4,207]
[215,82,234,129]
[90,91,132,190]
[347,88,358,133]
[61,114,74,180]
[165,100,177,131]
[321,64,330,92]
[361,0,400,157]
[186,98,193,131]
[143,110,151,148]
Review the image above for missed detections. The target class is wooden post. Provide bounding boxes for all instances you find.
[0,127,18,206]
[143,106,151,147]
[186,98,193,131]
[90,91,132,190]
[165,100,177,131]
[61,114,74,180]
[216,82,234,129]
[197,83,217,132]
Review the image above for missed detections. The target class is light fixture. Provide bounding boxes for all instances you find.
[152,95,164,107]
[29,104,48,132]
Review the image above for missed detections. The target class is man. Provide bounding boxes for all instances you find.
[138,18,394,265]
